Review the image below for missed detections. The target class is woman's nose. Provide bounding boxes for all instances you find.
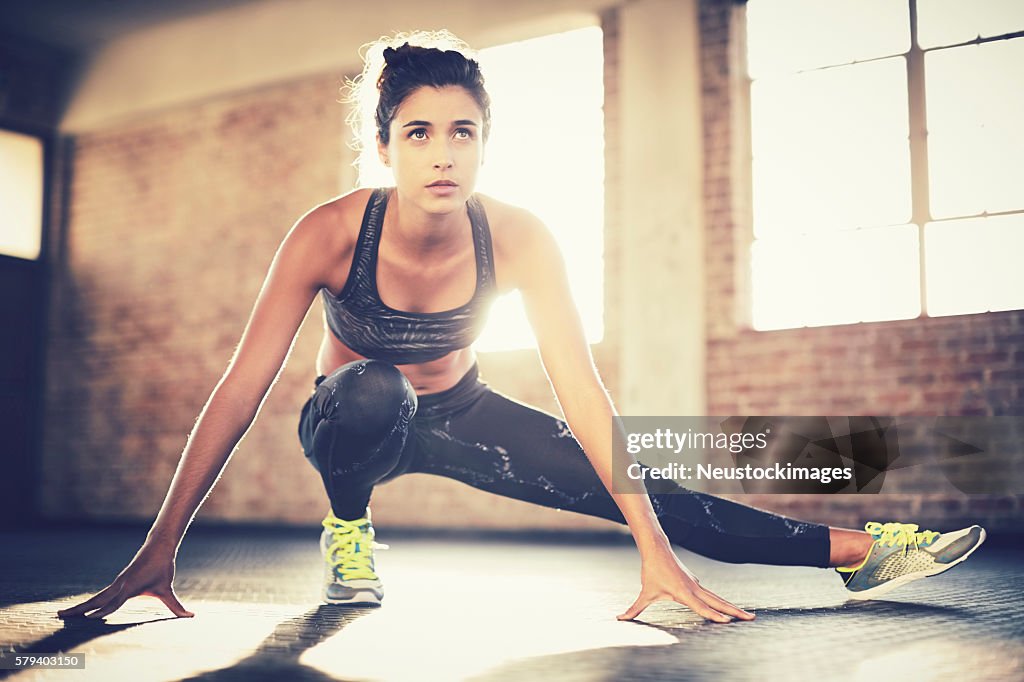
[433,143,454,169]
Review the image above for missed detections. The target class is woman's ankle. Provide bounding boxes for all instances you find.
[828,528,875,568]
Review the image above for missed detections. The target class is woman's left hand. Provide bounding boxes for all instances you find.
[617,545,756,623]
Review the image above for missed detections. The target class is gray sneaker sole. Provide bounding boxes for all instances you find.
[322,588,384,606]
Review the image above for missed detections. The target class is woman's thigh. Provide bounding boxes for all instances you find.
[408,389,627,522]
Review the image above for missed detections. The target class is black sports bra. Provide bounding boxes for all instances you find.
[321,188,498,365]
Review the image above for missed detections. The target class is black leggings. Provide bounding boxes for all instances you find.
[298,360,832,567]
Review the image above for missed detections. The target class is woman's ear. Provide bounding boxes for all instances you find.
[377,135,390,167]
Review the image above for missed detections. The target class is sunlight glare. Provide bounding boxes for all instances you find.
[752,225,920,330]
[925,214,1024,316]
[926,40,1024,218]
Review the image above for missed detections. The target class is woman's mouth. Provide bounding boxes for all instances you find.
[426,181,458,195]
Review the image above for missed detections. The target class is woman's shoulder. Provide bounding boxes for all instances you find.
[474,193,550,245]
[279,189,374,293]
[475,192,557,254]
[288,186,376,258]
[299,188,374,237]
[474,193,560,290]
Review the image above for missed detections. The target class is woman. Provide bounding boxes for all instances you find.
[57,32,985,624]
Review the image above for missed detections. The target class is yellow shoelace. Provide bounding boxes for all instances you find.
[837,521,940,575]
[865,521,940,551]
[322,511,387,581]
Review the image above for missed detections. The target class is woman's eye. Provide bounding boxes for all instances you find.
[454,128,473,139]
[408,129,427,140]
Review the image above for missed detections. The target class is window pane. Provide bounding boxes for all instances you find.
[746,0,908,78]
[925,215,1024,316]
[918,0,1024,49]
[751,59,911,238]
[752,224,920,330]
[0,130,44,261]
[926,39,1024,218]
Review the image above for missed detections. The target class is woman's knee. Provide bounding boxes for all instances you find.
[312,359,417,434]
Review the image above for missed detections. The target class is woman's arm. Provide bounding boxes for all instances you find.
[144,206,334,554]
[58,201,342,619]
[510,208,754,623]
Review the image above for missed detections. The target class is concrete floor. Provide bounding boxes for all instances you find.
[1,526,1021,681]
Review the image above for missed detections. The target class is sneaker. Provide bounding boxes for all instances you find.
[837,521,986,600]
[320,509,387,605]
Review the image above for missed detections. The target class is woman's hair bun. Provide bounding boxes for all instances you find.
[382,44,411,67]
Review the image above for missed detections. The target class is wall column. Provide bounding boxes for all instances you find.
[617,0,706,415]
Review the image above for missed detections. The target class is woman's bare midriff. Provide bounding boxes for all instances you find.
[316,328,478,395]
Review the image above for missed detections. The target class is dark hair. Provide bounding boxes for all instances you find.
[375,43,491,145]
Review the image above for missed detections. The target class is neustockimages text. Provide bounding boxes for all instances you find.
[626,462,853,485]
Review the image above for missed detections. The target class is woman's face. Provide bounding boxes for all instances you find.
[379,85,484,214]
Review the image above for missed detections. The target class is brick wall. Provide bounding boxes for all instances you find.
[698,0,1023,532]
[41,74,347,524]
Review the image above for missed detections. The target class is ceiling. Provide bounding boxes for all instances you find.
[0,0,262,52]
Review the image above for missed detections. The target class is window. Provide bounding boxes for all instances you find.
[746,0,1024,329]
[0,129,44,261]
[357,27,605,351]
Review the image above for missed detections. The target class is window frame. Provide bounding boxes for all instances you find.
[740,0,1024,329]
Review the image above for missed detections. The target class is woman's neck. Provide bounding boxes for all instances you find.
[388,191,470,257]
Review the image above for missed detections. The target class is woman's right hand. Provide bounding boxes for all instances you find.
[617,544,755,623]
[56,545,194,620]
